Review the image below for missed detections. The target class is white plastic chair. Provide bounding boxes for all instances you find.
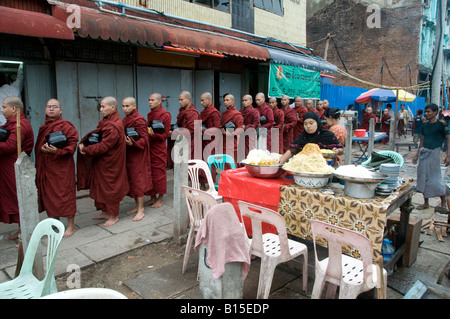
[238,201,308,299]
[0,218,65,299]
[182,185,218,274]
[310,220,387,299]
[41,288,127,299]
[187,159,222,201]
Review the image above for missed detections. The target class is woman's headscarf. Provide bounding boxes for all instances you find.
[290,111,342,154]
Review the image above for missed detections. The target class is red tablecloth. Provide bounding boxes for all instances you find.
[218,167,292,235]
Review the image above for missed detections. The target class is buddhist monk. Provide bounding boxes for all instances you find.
[0,97,34,240]
[35,98,78,237]
[199,92,220,187]
[145,93,171,208]
[254,92,274,152]
[268,97,284,154]
[174,91,200,160]
[77,96,128,227]
[293,96,308,138]
[305,99,319,115]
[239,94,259,159]
[280,95,297,152]
[220,94,244,164]
[122,97,152,221]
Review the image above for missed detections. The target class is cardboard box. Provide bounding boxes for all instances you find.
[386,213,422,267]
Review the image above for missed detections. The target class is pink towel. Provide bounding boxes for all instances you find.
[195,202,251,279]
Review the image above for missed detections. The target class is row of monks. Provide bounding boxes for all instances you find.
[0,92,327,238]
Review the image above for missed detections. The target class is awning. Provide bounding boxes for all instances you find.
[0,6,74,40]
[51,5,269,60]
[265,47,337,73]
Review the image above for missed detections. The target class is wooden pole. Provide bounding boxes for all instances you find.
[16,108,21,156]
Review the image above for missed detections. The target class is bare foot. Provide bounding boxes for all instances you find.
[103,216,119,227]
[144,198,156,206]
[93,212,109,220]
[6,231,19,240]
[132,210,145,221]
[152,198,163,208]
[63,226,76,238]
[127,208,138,215]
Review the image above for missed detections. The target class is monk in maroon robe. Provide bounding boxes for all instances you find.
[293,96,308,138]
[305,99,320,115]
[77,96,128,227]
[220,94,244,164]
[268,97,284,154]
[0,97,34,239]
[381,108,391,144]
[122,97,152,221]
[174,91,200,160]
[255,93,274,152]
[361,106,378,131]
[281,95,297,153]
[240,94,259,159]
[145,93,171,208]
[199,92,220,186]
[35,98,78,237]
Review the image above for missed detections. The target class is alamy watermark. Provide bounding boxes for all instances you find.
[66,4,81,29]
[367,4,381,29]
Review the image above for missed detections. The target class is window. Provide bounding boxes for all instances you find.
[184,0,230,13]
[254,0,283,16]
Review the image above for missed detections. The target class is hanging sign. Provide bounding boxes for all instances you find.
[268,63,321,99]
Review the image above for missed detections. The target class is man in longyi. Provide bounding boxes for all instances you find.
[35,98,78,237]
[122,97,152,221]
[77,96,129,227]
[0,97,34,239]
[145,93,171,208]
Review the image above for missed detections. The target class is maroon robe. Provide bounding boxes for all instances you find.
[220,105,244,164]
[381,114,391,143]
[361,112,377,131]
[282,106,297,153]
[147,105,171,196]
[77,110,128,216]
[176,104,200,160]
[200,104,220,183]
[256,103,274,151]
[240,106,259,158]
[0,112,34,224]
[35,115,78,219]
[272,107,284,154]
[123,109,152,198]
[293,105,308,139]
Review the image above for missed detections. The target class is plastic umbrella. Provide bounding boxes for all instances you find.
[355,88,397,104]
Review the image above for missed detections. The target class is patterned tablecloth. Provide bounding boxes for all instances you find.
[278,183,412,259]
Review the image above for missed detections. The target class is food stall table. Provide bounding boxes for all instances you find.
[219,167,415,267]
[353,132,387,163]
[218,167,291,235]
[278,182,414,262]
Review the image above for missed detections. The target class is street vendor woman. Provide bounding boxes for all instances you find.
[280,111,343,164]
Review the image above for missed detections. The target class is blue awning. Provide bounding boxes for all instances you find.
[266,47,337,73]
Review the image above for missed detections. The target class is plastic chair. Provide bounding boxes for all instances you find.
[182,186,219,274]
[41,288,127,299]
[0,218,65,299]
[187,159,222,201]
[207,154,236,190]
[310,220,387,299]
[238,201,308,299]
[361,150,404,167]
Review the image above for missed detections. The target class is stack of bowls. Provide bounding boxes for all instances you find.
[379,163,400,191]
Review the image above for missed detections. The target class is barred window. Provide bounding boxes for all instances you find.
[184,0,230,13]
[254,0,283,16]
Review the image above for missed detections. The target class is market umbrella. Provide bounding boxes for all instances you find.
[394,89,416,102]
[355,88,397,104]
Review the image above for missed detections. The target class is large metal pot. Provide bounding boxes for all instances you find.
[244,163,284,179]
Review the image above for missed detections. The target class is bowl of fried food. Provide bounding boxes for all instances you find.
[320,149,336,158]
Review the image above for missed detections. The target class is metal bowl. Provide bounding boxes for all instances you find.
[286,171,332,188]
[321,150,336,158]
[244,163,284,179]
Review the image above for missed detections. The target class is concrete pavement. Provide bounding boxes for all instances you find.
[0,136,449,299]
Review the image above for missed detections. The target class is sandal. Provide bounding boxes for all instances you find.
[416,205,429,210]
